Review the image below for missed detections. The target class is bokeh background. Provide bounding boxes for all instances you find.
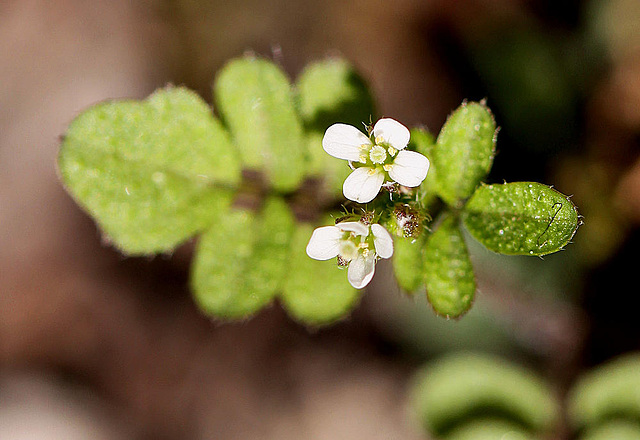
[2,0,640,438]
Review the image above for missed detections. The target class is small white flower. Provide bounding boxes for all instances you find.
[322,118,430,203]
[306,221,394,289]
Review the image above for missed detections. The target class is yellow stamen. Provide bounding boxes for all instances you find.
[388,146,397,156]
[383,164,392,172]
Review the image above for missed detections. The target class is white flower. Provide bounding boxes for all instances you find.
[306,221,394,289]
[322,118,430,203]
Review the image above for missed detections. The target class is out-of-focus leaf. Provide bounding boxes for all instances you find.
[304,131,352,197]
[568,353,640,431]
[411,352,559,438]
[423,216,475,318]
[191,197,295,319]
[280,222,362,325]
[463,182,579,256]
[447,419,534,440]
[58,86,239,254]
[296,57,375,132]
[433,101,496,207]
[214,55,306,192]
[296,58,375,197]
[580,420,640,440]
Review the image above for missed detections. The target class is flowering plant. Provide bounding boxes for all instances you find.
[57,55,580,324]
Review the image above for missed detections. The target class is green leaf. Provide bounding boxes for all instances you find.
[214,55,306,192]
[410,127,438,209]
[280,222,362,325]
[463,182,579,256]
[434,101,496,207]
[58,86,240,254]
[580,421,640,440]
[191,197,295,319]
[447,419,534,440]
[393,235,426,293]
[410,352,559,437]
[567,354,640,431]
[423,216,475,318]
[296,57,375,133]
[296,58,375,198]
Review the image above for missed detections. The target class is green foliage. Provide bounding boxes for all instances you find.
[58,54,580,324]
[392,234,426,293]
[213,56,306,192]
[463,182,580,256]
[433,101,496,208]
[58,86,239,254]
[423,217,475,318]
[447,419,534,440]
[410,352,559,438]
[296,57,375,133]
[580,421,640,440]
[410,352,640,440]
[191,197,294,319]
[567,354,640,432]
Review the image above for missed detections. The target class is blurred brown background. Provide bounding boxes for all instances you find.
[2,0,640,438]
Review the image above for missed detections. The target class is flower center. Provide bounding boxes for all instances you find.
[339,240,358,261]
[336,225,377,264]
[369,145,387,164]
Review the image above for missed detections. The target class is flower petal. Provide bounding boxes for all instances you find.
[371,224,394,259]
[306,226,343,260]
[343,167,385,203]
[373,118,410,150]
[336,221,369,236]
[322,123,371,161]
[347,254,376,289]
[388,150,430,187]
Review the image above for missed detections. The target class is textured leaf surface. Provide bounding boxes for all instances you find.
[191,197,295,319]
[58,86,240,254]
[296,58,375,197]
[434,102,496,207]
[567,354,640,430]
[423,217,475,318]
[393,235,426,293]
[411,352,559,437]
[280,222,361,325]
[463,182,579,256]
[214,56,305,192]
